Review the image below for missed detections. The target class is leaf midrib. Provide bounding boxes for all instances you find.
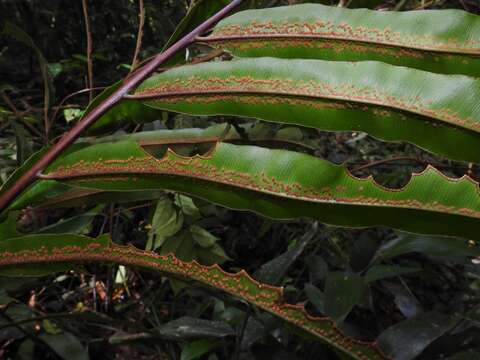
[199,33,480,56]
[131,89,476,133]
[44,161,480,220]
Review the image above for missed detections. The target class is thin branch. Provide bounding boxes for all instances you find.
[394,0,409,10]
[82,0,94,103]
[112,202,153,218]
[127,54,156,77]
[131,0,145,72]
[350,156,430,173]
[0,0,244,214]
[42,79,51,144]
[1,91,45,139]
[413,0,446,9]
[459,0,469,11]
[0,312,85,331]
[51,87,105,124]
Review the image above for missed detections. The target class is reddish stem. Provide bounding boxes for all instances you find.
[0,0,243,214]
[82,0,94,103]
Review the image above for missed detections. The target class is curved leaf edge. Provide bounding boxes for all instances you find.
[0,234,388,360]
[204,4,480,55]
[133,67,480,135]
[199,33,480,56]
[132,57,480,163]
[44,141,480,221]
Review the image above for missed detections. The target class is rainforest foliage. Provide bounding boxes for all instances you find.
[1,0,480,359]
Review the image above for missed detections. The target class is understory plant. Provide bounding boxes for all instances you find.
[1,0,480,359]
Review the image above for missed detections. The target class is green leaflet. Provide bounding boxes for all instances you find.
[0,234,386,360]
[0,234,93,276]
[0,144,163,213]
[39,141,480,240]
[0,148,80,220]
[7,123,309,211]
[133,58,480,163]
[200,4,480,77]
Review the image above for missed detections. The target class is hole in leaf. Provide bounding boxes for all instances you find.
[141,142,216,159]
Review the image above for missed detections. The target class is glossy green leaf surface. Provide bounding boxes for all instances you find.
[364,265,420,283]
[201,4,480,77]
[0,234,386,360]
[180,339,217,360]
[254,223,316,286]
[324,272,365,322]
[372,232,480,262]
[147,196,183,251]
[134,58,480,163]
[384,283,422,319]
[39,332,88,360]
[377,311,459,360]
[37,140,480,240]
[305,283,325,314]
[0,234,89,277]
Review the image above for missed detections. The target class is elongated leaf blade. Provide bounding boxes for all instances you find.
[254,223,316,285]
[324,272,365,322]
[373,233,480,262]
[147,196,183,250]
[0,234,96,276]
[201,4,480,77]
[364,265,420,283]
[0,234,386,360]
[134,58,480,163]
[19,123,310,210]
[377,312,459,360]
[37,141,480,240]
[181,340,217,360]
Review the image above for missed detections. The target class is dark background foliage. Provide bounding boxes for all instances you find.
[1,1,480,359]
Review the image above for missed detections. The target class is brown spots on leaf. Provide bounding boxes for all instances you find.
[0,239,387,360]
[207,37,427,60]
[135,75,478,132]
[44,145,480,219]
[209,20,480,54]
